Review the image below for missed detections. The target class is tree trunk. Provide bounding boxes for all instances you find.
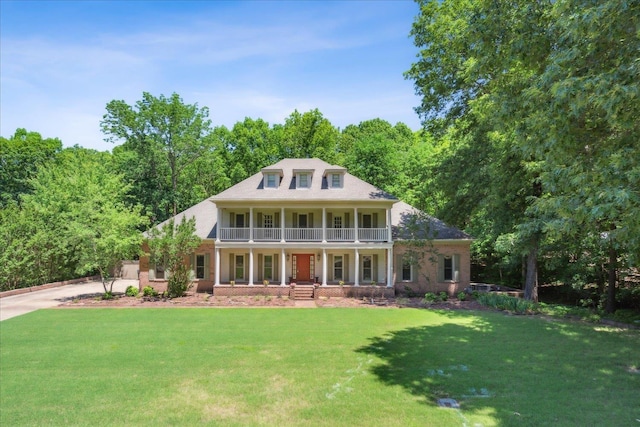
[524,243,538,302]
[606,245,616,314]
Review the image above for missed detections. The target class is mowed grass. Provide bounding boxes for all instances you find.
[1,307,638,426]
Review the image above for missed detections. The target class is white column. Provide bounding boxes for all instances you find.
[216,208,222,242]
[354,207,359,242]
[387,207,392,242]
[322,248,327,286]
[249,207,254,242]
[248,248,254,285]
[280,248,286,286]
[386,247,393,287]
[354,248,360,286]
[322,207,327,242]
[215,247,221,286]
[280,207,285,242]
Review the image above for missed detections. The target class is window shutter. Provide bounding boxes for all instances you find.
[275,212,280,228]
[244,213,249,227]
[204,253,210,280]
[258,254,263,281]
[293,212,298,228]
[244,253,249,281]
[328,254,334,281]
[190,253,195,274]
[396,255,402,282]
[328,213,333,227]
[345,212,350,227]
[258,213,263,227]
[373,213,378,228]
[454,254,461,282]
[344,254,349,282]
[230,212,235,227]
[373,254,378,282]
[437,254,445,282]
[309,213,314,228]
[229,253,235,281]
[274,254,279,281]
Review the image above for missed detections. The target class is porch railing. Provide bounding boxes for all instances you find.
[284,228,323,241]
[326,228,355,241]
[218,227,388,242]
[253,228,281,241]
[358,228,388,242]
[219,228,250,241]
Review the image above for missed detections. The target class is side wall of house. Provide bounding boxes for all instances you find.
[394,240,471,296]
[139,241,215,293]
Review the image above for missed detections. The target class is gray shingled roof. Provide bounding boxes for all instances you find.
[391,201,471,240]
[146,160,470,241]
[146,197,217,240]
[211,158,398,202]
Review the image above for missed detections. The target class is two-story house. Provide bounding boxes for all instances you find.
[139,158,471,298]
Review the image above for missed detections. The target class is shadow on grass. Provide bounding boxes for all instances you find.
[356,310,640,426]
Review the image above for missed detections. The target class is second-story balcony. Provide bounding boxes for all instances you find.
[219,227,389,243]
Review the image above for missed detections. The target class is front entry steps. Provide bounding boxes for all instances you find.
[293,285,315,300]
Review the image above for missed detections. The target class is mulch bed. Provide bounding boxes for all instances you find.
[58,293,486,310]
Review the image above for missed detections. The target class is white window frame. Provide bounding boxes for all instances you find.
[235,255,245,280]
[265,173,278,188]
[362,255,373,282]
[297,173,310,189]
[333,215,343,229]
[196,254,206,279]
[264,255,273,281]
[401,258,413,282]
[330,173,342,188]
[334,255,343,281]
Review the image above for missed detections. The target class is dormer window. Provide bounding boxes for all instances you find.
[261,168,283,189]
[330,173,342,188]
[324,167,346,189]
[298,173,310,188]
[266,173,277,188]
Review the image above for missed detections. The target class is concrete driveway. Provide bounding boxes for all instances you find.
[0,280,138,321]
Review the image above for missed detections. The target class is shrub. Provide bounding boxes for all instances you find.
[143,286,158,297]
[476,293,538,314]
[457,291,466,301]
[125,285,139,297]
[404,286,420,298]
[102,291,114,300]
[439,291,448,301]
[424,292,438,304]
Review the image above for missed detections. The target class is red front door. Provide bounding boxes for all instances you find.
[293,254,314,282]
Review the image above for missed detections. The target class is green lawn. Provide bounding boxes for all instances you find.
[1,307,638,426]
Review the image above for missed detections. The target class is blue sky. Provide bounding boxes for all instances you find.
[1,1,422,151]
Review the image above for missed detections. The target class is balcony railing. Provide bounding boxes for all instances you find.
[285,228,323,241]
[358,228,389,242]
[253,228,281,241]
[326,228,355,241]
[220,228,250,241]
[219,227,388,242]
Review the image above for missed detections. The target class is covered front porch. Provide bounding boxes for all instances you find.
[213,245,395,288]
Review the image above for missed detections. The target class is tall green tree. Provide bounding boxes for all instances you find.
[0,148,146,292]
[0,128,62,207]
[279,109,339,162]
[525,0,640,312]
[101,92,212,221]
[406,0,551,300]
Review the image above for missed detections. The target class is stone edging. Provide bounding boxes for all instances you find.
[0,276,101,299]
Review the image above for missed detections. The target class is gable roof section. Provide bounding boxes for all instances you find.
[211,158,397,203]
[146,197,218,240]
[391,201,471,240]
